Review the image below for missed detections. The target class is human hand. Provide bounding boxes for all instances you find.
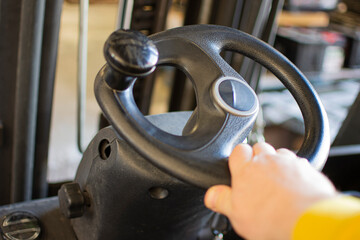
[204,142,337,240]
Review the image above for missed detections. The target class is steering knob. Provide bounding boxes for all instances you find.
[103,29,159,90]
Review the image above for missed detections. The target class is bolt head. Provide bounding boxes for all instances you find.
[58,183,85,218]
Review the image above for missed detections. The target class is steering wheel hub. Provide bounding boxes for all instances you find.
[212,76,259,117]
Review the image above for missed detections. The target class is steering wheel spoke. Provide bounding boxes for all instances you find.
[152,38,228,143]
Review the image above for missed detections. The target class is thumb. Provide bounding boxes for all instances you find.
[204,185,232,216]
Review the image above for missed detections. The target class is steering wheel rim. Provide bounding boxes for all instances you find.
[95,25,330,189]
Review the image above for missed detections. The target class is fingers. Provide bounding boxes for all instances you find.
[253,142,276,156]
[276,148,297,158]
[204,185,232,215]
[229,144,253,177]
[276,148,309,164]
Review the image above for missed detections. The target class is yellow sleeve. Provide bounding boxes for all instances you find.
[292,196,360,240]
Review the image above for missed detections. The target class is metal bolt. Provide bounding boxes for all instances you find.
[0,211,41,240]
[58,182,89,218]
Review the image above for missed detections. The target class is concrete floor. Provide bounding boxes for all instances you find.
[48,3,119,182]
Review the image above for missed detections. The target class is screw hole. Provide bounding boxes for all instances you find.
[99,139,111,160]
[148,187,169,200]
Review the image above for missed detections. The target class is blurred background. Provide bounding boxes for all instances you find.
[1,0,360,203]
[50,0,360,181]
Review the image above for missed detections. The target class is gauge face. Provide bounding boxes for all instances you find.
[212,77,259,117]
[1,212,41,240]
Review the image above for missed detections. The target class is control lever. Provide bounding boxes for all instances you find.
[103,29,159,91]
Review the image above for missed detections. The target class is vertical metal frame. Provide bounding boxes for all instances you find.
[0,0,62,204]
[11,0,46,203]
[33,0,64,199]
[0,0,22,205]
[0,0,47,204]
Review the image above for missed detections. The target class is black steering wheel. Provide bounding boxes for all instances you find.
[94,25,330,189]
